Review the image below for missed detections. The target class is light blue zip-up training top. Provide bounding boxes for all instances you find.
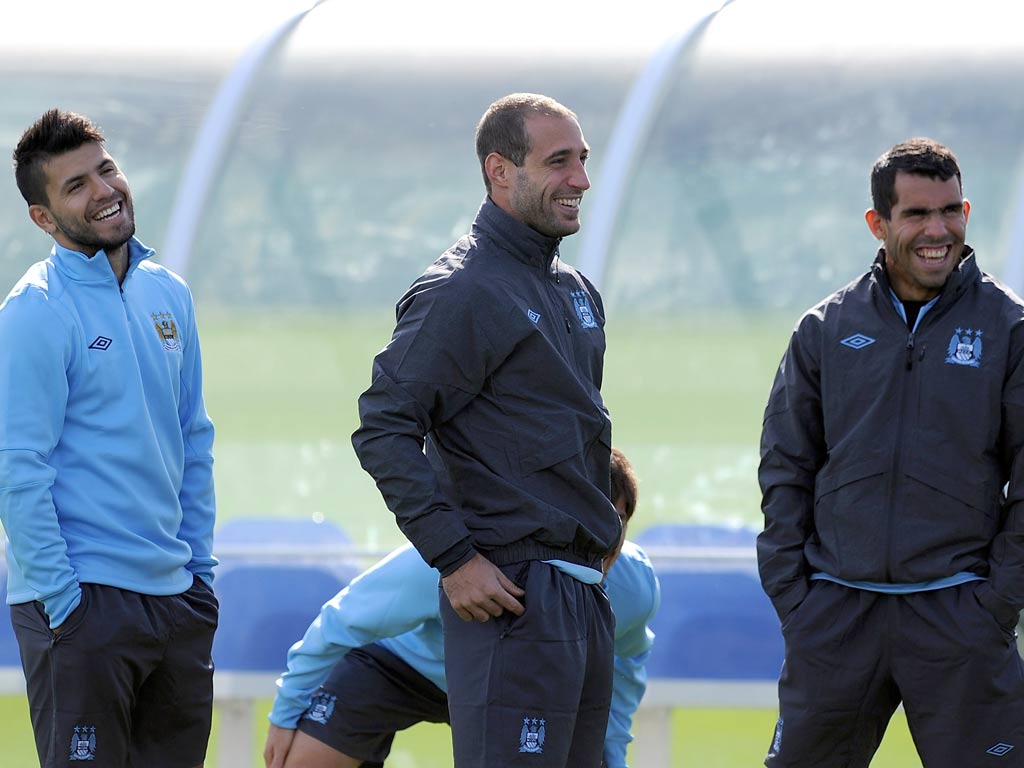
[269,541,659,768]
[0,238,216,628]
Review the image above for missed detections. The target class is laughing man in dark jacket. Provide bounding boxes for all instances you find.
[353,93,620,768]
[759,138,1024,767]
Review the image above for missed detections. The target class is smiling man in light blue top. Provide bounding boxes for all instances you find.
[0,109,218,768]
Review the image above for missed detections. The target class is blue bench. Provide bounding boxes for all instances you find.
[212,562,349,673]
[635,523,782,682]
[645,568,783,681]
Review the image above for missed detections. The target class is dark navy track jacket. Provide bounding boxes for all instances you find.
[353,199,620,577]
[759,248,1024,628]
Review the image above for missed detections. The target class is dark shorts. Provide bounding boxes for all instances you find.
[10,578,218,768]
[767,580,1024,768]
[295,642,449,767]
[441,560,615,768]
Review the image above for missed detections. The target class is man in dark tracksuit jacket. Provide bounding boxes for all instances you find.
[353,94,620,767]
[759,138,1024,768]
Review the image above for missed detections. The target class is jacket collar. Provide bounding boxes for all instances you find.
[50,237,155,284]
[871,245,978,305]
[471,197,561,268]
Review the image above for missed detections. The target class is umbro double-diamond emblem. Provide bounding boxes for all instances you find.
[88,336,112,351]
[840,333,875,350]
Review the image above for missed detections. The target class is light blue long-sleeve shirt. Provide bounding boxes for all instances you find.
[270,541,659,768]
[0,238,216,627]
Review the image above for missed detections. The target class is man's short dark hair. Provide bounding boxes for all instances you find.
[610,447,638,521]
[475,93,578,194]
[870,137,962,220]
[13,109,106,207]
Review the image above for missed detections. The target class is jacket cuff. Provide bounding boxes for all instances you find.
[434,540,477,577]
[44,581,82,630]
[188,561,216,586]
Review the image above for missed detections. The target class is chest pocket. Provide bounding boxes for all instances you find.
[520,432,582,476]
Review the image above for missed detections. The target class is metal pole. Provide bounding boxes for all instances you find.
[577,1,733,290]
[161,0,328,276]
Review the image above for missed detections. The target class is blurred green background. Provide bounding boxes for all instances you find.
[199,311,785,551]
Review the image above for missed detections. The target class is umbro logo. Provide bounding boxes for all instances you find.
[987,743,1014,757]
[88,336,112,351]
[840,334,875,350]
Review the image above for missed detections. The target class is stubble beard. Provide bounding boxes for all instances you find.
[512,177,577,239]
[52,207,136,255]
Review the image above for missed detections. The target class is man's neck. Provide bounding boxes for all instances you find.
[104,244,129,284]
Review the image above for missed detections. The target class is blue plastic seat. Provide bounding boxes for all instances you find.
[214,516,360,584]
[645,568,783,680]
[212,563,348,672]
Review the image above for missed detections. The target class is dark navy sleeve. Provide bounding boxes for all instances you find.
[352,277,511,575]
[757,312,825,621]
[980,312,1024,625]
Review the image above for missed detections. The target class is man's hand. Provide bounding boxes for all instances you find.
[263,724,296,768]
[442,553,526,622]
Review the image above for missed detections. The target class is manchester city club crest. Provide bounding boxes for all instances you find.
[945,327,983,368]
[519,717,546,754]
[303,691,337,725]
[69,725,96,761]
[151,311,181,351]
[570,290,599,329]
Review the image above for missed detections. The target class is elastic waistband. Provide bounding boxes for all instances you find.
[811,571,984,594]
[480,542,603,571]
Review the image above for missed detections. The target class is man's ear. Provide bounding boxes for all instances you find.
[28,204,57,236]
[484,152,513,192]
[864,208,887,241]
